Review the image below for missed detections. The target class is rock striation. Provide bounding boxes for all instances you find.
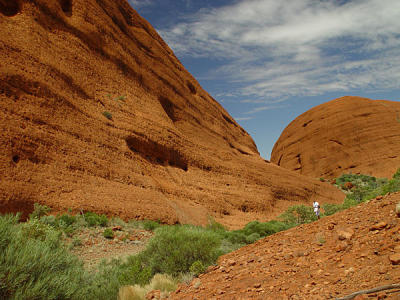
[271,96,400,180]
[0,0,343,226]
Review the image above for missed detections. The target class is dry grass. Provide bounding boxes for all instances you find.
[118,274,177,300]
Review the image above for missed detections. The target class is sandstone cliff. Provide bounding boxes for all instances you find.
[271,96,400,180]
[0,0,343,227]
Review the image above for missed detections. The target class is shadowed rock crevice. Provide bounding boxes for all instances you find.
[59,0,72,16]
[0,188,35,221]
[159,96,179,122]
[187,81,196,94]
[0,0,20,17]
[277,154,283,166]
[125,135,188,171]
[330,139,343,146]
[294,154,302,171]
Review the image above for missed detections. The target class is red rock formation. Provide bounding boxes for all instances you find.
[0,0,343,226]
[271,96,400,180]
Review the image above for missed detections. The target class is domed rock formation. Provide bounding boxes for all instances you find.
[0,0,343,226]
[271,96,400,180]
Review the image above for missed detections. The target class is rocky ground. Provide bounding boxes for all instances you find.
[170,193,400,300]
[67,225,152,269]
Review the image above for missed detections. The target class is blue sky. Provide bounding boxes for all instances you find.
[128,0,400,159]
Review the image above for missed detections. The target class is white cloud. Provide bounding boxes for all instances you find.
[244,105,287,114]
[128,0,153,8]
[235,116,254,121]
[159,0,400,102]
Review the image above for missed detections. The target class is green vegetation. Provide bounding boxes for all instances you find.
[103,228,114,239]
[142,220,161,231]
[114,95,126,102]
[2,168,399,299]
[84,211,108,227]
[0,214,94,299]
[322,167,400,215]
[102,111,112,120]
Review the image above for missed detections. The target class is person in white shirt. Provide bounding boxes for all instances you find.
[313,201,320,219]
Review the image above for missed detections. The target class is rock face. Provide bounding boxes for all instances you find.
[0,0,343,226]
[271,96,400,180]
[171,193,400,299]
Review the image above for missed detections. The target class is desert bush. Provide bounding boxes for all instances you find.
[111,217,127,227]
[322,203,343,216]
[141,225,221,276]
[279,205,316,226]
[57,213,77,227]
[206,218,226,232]
[323,168,400,217]
[393,168,400,180]
[84,211,108,227]
[40,215,57,227]
[113,255,152,287]
[142,220,160,231]
[0,215,89,299]
[103,228,115,239]
[242,220,289,238]
[224,231,247,245]
[189,260,206,276]
[245,232,261,244]
[103,111,113,120]
[72,237,82,247]
[29,203,51,219]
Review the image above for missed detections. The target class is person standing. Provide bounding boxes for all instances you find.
[313,201,320,219]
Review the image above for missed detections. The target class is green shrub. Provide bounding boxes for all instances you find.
[142,220,160,231]
[393,168,400,180]
[244,220,289,237]
[29,203,51,219]
[115,95,126,101]
[20,218,59,242]
[245,232,261,244]
[40,215,57,227]
[323,168,400,218]
[189,260,206,276]
[57,214,76,227]
[224,231,247,245]
[322,203,343,216]
[206,218,226,232]
[84,212,108,227]
[110,256,152,287]
[279,205,316,226]
[103,111,112,120]
[72,237,82,247]
[103,228,115,239]
[141,225,221,276]
[0,215,89,299]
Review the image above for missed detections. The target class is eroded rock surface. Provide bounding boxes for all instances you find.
[0,0,343,226]
[271,96,400,179]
